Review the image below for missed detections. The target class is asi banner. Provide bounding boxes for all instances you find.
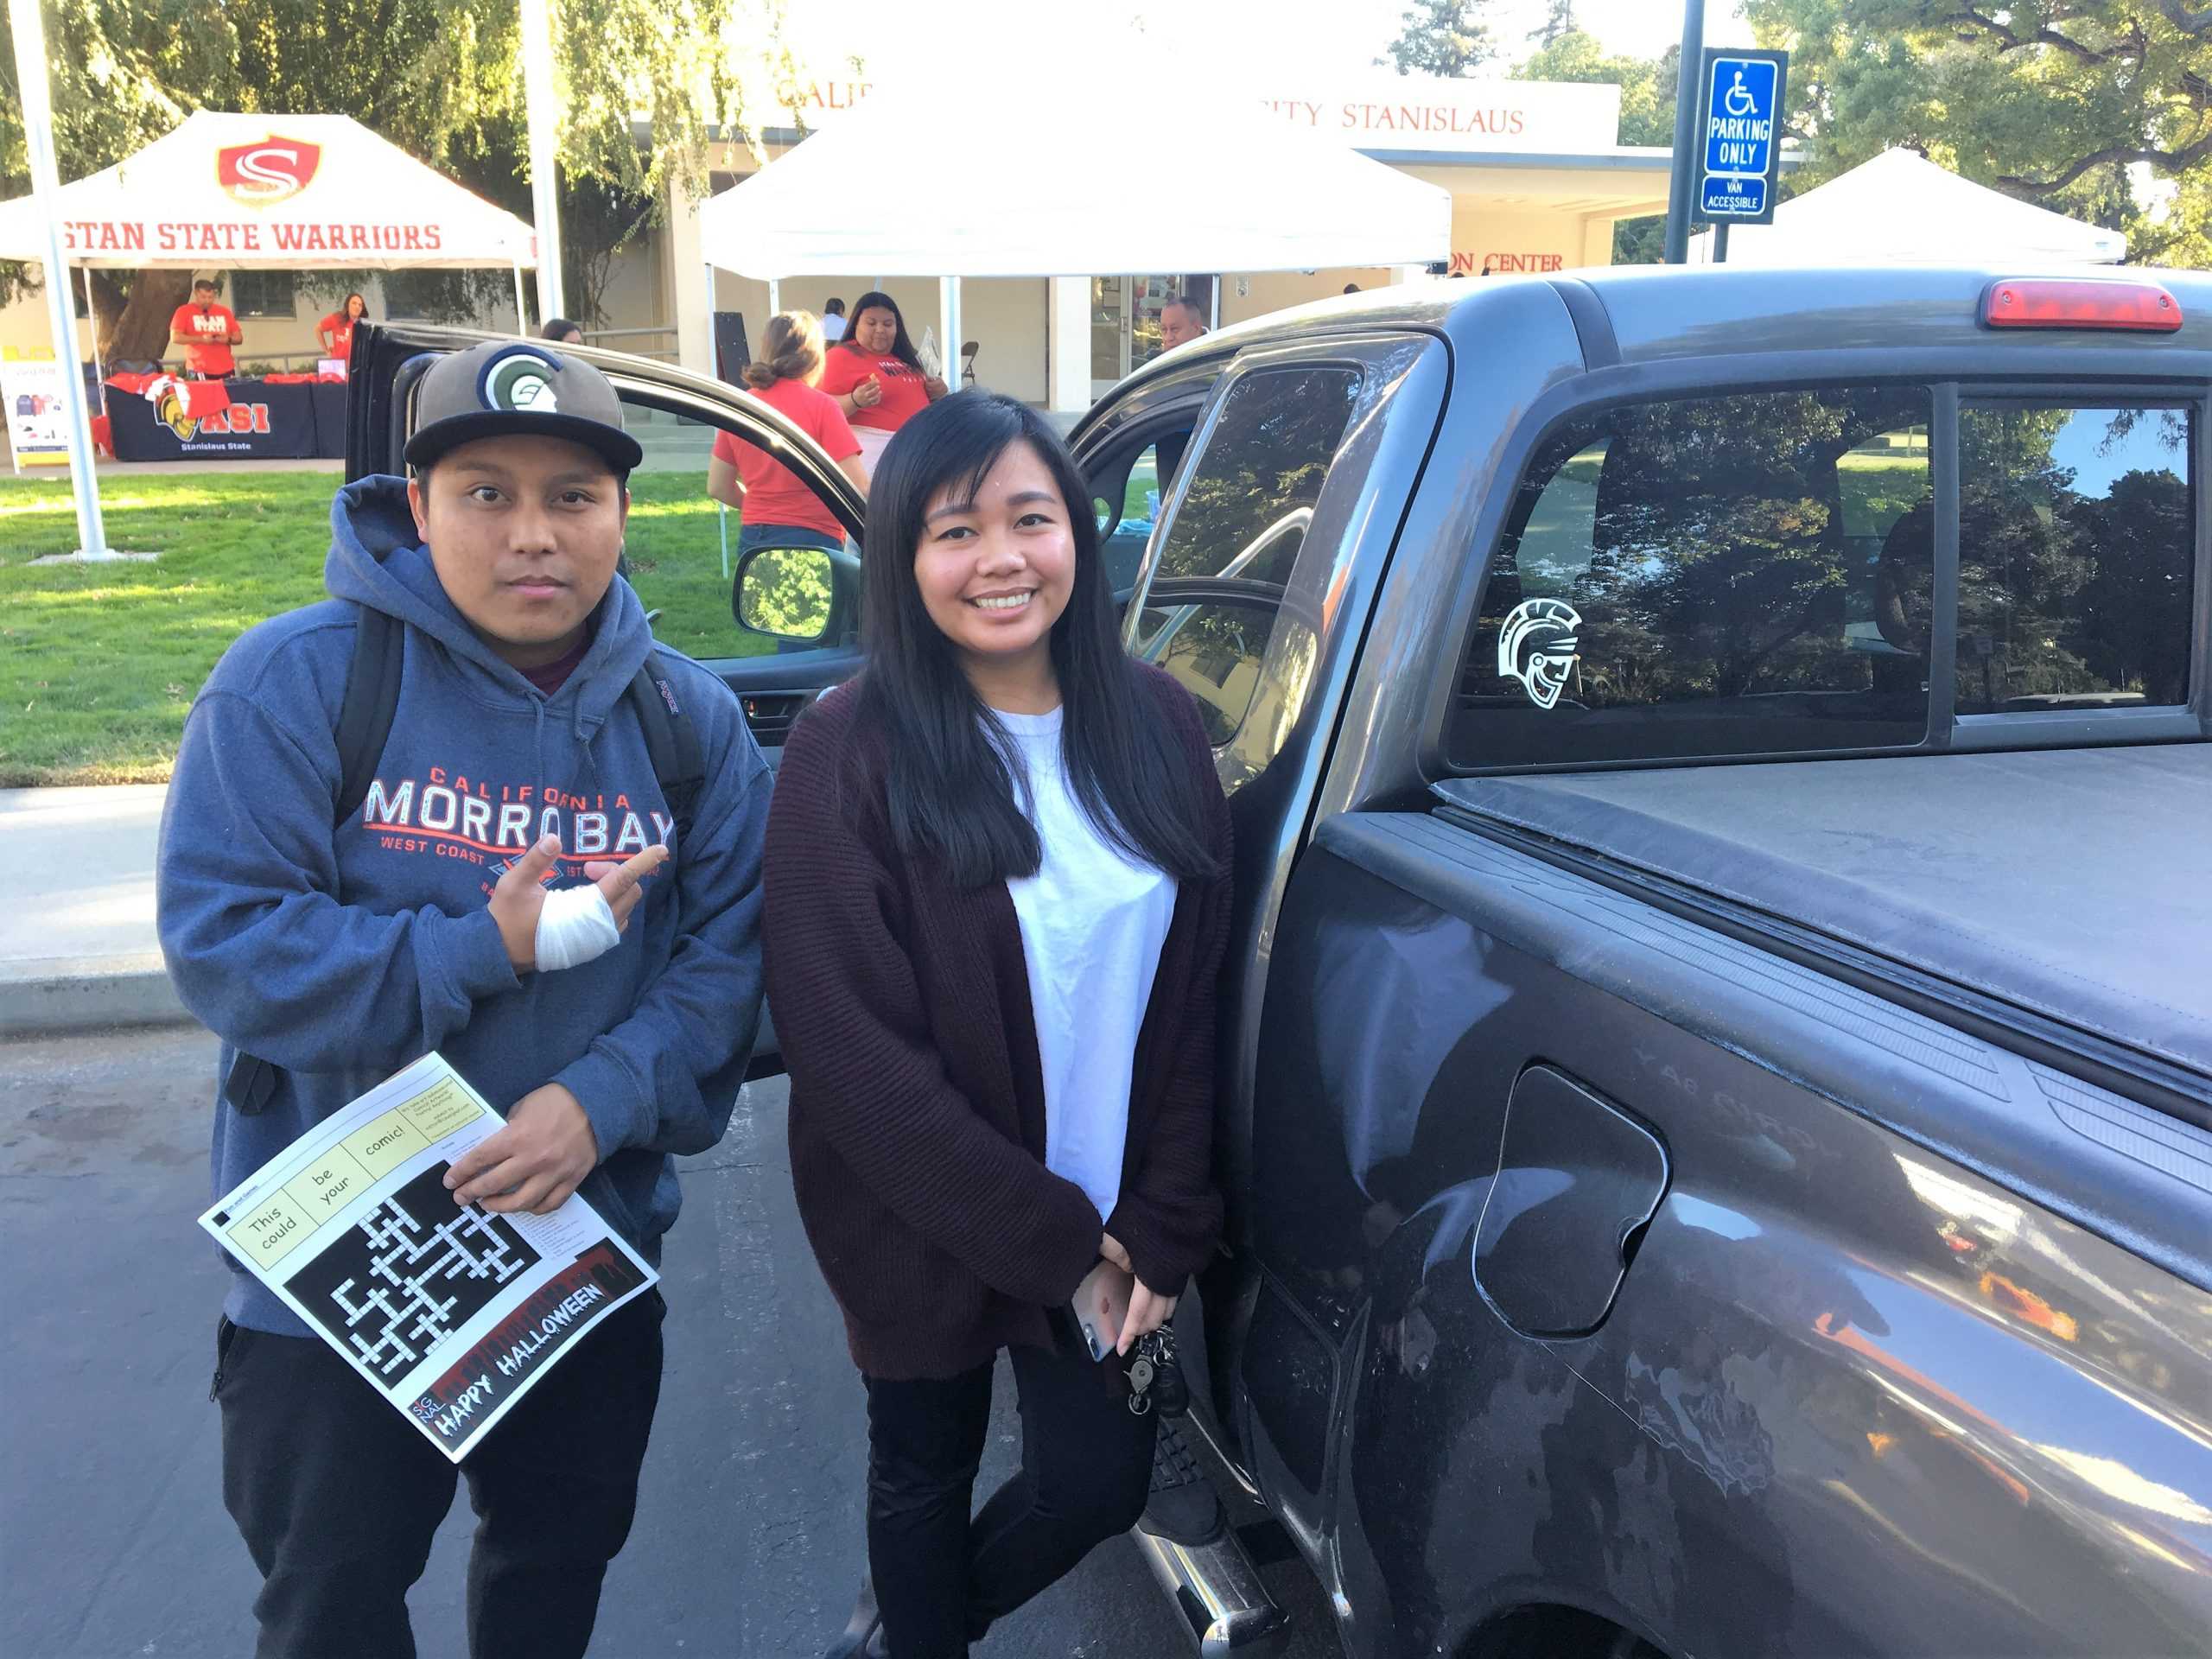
[2,346,73,470]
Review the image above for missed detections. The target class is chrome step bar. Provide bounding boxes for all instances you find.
[1132,1519,1291,1656]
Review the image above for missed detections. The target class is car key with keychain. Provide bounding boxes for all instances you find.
[1070,1260,1190,1416]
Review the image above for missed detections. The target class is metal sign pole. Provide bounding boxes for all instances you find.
[10,0,111,556]
[1662,0,1707,265]
[82,266,106,395]
[519,0,565,322]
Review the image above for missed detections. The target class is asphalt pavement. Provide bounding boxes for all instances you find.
[1,1024,1338,1659]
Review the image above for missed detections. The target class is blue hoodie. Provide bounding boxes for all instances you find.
[158,476,769,1334]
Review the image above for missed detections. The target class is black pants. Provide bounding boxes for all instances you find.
[864,1335,1155,1658]
[214,1293,664,1659]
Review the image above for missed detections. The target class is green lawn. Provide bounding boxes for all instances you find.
[0,468,768,786]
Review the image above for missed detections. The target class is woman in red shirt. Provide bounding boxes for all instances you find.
[708,310,870,624]
[315,293,368,360]
[815,289,950,477]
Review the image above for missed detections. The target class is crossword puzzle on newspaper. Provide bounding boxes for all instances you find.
[288,1163,544,1379]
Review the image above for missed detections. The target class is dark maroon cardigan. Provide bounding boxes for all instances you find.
[762,665,1233,1381]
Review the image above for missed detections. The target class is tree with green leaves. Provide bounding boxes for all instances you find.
[1377,0,1497,78]
[1743,0,2212,266]
[1512,29,1679,261]
[0,0,804,356]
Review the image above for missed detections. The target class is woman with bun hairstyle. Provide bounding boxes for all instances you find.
[708,309,870,620]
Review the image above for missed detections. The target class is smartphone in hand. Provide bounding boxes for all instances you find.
[1069,1259,1134,1363]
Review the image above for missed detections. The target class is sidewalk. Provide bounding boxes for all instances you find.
[0,785,185,1037]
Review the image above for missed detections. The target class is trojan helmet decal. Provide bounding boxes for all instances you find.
[479,346,563,414]
[1497,598,1583,711]
[156,387,198,441]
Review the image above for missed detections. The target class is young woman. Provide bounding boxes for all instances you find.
[315,292,367,359]
[815,289,950,477]
[763,391,1232,1658]
[707,309,869,620]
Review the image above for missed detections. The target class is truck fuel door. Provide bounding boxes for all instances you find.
[1474,1065,1669,1338]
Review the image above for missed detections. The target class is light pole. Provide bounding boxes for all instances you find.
[10,0,111,558]
[1662,0,1707,265]
[519,0,566,325]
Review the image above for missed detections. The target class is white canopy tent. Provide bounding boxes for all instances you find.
[698,76,1452,391]
[0,110,543,374]
[1694,147,2126,267]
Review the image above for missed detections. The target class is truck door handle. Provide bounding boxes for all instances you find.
[1473,1064,1669,1339]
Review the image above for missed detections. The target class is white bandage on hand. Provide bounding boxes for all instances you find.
[533,882,622,972]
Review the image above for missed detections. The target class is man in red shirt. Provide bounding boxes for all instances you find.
[171,278,244,379]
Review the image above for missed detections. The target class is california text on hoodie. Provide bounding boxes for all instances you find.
[158,475,769,1335]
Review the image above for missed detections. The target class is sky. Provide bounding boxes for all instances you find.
[777,0,1752,89]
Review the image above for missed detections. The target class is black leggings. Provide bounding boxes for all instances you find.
[863,1337,1154,1657]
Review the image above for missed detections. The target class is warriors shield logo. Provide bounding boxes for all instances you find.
[217,137,323,207]
[480,348,562,414]
[1497,598,1583,710]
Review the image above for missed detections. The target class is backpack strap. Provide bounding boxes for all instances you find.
[229,605,403,1118]
[334,605,404,829]
[626,654,706,852]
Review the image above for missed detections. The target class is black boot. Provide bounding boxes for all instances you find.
[1139,1415,1226,1547]
[824,1576,888,1658]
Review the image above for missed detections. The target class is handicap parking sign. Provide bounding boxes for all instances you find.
[1704,57,1778,177]
[1697,48,1787,224]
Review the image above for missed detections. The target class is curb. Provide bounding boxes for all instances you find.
[0,953,194,1039]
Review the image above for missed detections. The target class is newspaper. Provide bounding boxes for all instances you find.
[199,1052,657,1462]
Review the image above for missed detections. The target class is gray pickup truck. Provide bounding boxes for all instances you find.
[351,265,2212,1658]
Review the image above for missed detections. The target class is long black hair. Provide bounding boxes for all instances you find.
[838,289,924,372]
[855,391,1219,889]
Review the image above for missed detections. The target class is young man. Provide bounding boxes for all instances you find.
[158,340,771,1659]
[170,276,244,378]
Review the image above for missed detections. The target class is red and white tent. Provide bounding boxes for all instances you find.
[0,110,537,271]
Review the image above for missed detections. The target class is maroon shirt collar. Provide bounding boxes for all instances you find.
[519,626,593,696]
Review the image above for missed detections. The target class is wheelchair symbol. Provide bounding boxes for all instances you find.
[1723,71,1757,118]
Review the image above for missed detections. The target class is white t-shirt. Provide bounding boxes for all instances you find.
[996,707,1178,1223]
[821,314,847,341]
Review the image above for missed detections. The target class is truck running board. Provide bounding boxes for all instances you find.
[1133,1519,1291,1656]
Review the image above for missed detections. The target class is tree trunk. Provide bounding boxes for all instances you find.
[94,270,193,366]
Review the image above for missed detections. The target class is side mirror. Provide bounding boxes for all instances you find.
[735,543,839,643]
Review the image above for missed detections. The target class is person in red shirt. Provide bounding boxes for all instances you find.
[315,292,368,361]
[707,309,871,624]
[170,278,243,379]
[814,289,949,477]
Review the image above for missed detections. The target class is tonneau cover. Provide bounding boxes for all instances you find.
[1433,746,2212,1082]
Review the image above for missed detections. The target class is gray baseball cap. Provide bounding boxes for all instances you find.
[404,339,644,475]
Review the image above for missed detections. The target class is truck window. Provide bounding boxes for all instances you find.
[1956,404,2194,714]
[1451,385,1935,769]
[1133,366,1362,767]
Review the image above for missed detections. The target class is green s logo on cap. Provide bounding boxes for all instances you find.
[480,347,562,414]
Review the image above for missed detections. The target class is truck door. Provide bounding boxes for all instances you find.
[1119,335,1450,1237]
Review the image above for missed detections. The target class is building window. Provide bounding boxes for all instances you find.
[1956,404,2194,714]
[228,271,297,318]
[1451,385,1936,769]
[383,270,469,321]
